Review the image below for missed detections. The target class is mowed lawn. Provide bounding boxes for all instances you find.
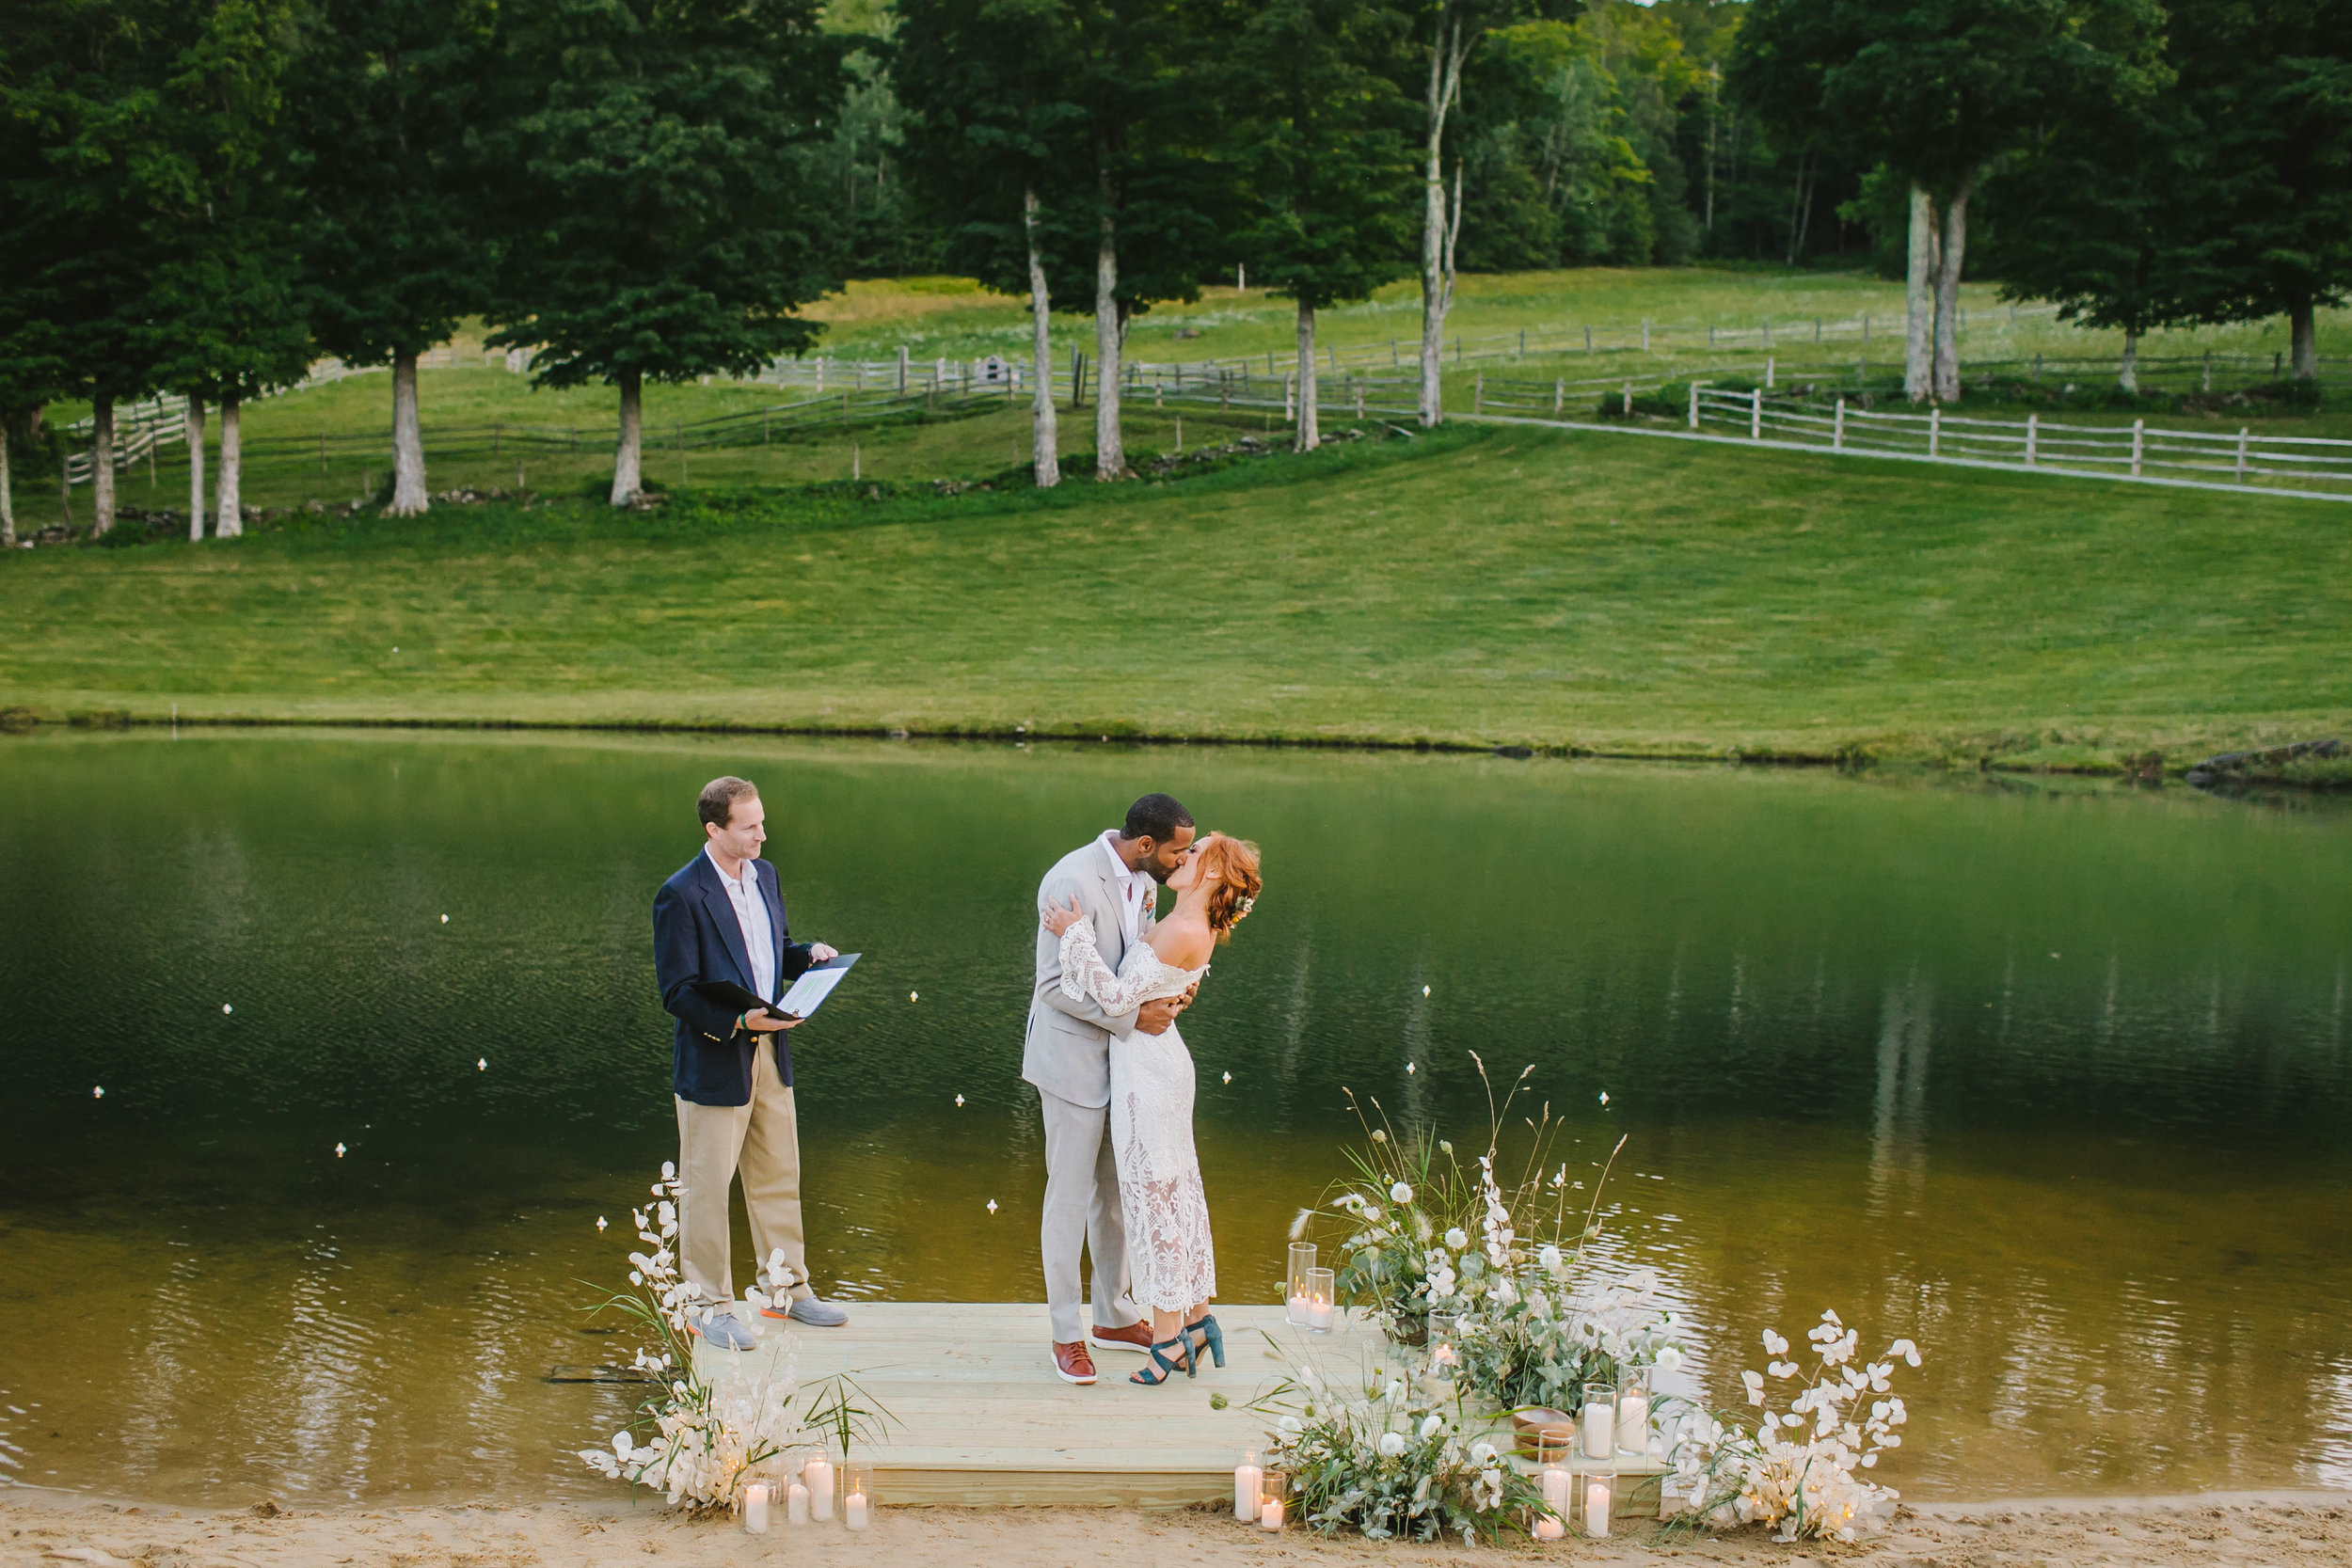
[2,425,2344,767]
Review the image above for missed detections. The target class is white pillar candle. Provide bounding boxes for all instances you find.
[844,1488,870,1530]
[1232,1465,1262,1522]
[743,1483,770,1534]
[1581,1399,1614,1460]
[1583,1475,1613,1538]
[1615,1390,1650,1453]
[1533,1515,1565,1541]
[1540,1465,1571,1511]
[786,1481,809,1525]
[1306,1297,1333,1331]
[803,1458,834,1522]
[1259,1498,1284,1530]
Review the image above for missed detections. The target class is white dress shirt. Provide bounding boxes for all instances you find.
[1097,831,1149,945]
[706,846,777,1002]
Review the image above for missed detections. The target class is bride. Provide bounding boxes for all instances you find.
[1041,831,1263,1386]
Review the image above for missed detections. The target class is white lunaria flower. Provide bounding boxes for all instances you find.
[1892,1338,1921,1367]
[613,1432,634,1457]
[1279,1414,1304,1433]
[1419,1414,1443,1438]
[1370,1129,1388,1143]
[1538,1243,1564,1274]
[1741,1370,1766,1404]
[1390,1180,1413,1203]
[1383,1380,1406,1402]
[1444,1227,1468,1249]
[1377,1432,1406,1458]
[1470,1441,1496,1465]
[1763,1329,1789,1355]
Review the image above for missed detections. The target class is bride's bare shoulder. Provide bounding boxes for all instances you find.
[1152,918,1216,972]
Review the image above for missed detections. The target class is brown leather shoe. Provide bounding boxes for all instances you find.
[1089,1320,1155,1355]
[1052,1339,1098,1385]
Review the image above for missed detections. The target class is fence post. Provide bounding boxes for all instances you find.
[1473,372,1484,415]
[1391,339,1398,367]
[2235,426,2249,483]
[2131,418,2144,477]
[1834,398,1846,451]
[1518,329,1525,359]
[1356,380,1365,420]
[1622,382,1631,416]
[1929,405,1941,458]
[1642,321,1650,352]
[2202,350,2213,392]
[1286,373,1295,420]
[1584,324,1593,353]
[2033,353,2042,384]
[1815,317,1822,343]
[2026,414,2038,465]
[1554,378,1564,415]
[1766,356,1775,390]
[1688,382,1699,430]
[1751,387,1763,439]
[898,345,909,392]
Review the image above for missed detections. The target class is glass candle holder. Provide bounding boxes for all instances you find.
[802,1450,835,1523]
[1426,1312,1461,1380]
[1258,1469,1288,1530]
[1304,1267,1336,1332]
[1615,1365,1653,1455]
[1579,1381,1615,1462]
[1581,1470,1614,1538]
[841,1461,874,1530]
[1285,1242,1317,1324]
[1535,1427,1574,1515]
[1232,1448,1262,1523]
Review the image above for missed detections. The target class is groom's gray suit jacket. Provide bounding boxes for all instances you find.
[1022,838,1152,1109]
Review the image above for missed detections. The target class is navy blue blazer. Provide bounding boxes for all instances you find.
[653,851,817,1106]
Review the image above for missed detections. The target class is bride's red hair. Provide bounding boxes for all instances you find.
[1199,833,1263,942]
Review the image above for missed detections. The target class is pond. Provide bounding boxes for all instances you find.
[2,731,2348,1507]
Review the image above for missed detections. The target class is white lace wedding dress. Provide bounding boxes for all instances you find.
[1056,918,1216,1313]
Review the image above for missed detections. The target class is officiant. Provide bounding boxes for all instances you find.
[651,774,851,1347]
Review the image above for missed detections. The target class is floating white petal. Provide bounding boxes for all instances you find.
[986,1199,998,1214]
[478,1057,487,1070]
[954,1094,965,1106]
[222,1004,233,1014]
[1422,985,1430,996]
[335,1142,346,1157]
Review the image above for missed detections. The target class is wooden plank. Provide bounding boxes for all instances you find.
[689,1302,1663,1512]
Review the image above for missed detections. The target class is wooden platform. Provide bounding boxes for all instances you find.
[696,1302,1668,1513]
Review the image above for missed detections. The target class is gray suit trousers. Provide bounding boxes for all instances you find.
[1038,1084,1141,1344]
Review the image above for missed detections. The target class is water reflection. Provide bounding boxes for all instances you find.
[1,731,2348,1504]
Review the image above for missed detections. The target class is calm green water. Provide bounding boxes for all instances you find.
[2,731,2349,1505]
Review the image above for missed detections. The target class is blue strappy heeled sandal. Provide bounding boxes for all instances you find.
[1131,1334,1197,1386]
[1184,1313,1226,1370]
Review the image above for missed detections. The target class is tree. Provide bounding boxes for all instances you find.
[137,0,312,539]
[1063,0,1226,477]
[294,0,499,517]
[897,0,1083,486]
[1231,0,1417,451]
[2166,0,2352,378]
[1735,0,2162,402]
[1994,78,2199,391]
[487,0,849,505]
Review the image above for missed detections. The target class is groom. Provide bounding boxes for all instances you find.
[1025,792,1198,1385]
[652,775,850,1351]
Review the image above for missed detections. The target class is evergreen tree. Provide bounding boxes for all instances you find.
[487,0,849,505]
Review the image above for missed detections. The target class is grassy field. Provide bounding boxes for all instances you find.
[3,421,2344,772]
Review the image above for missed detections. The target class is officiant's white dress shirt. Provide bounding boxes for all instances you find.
[706,847,776,1001]
[1097,831,1148,943]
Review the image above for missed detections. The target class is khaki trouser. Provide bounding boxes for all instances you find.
[675,1041,812,1307]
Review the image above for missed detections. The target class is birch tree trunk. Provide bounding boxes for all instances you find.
[1904,184,1935,403]
[1025,187,1060,489]
[1931,175,1974,403]
[1418,19,1465,429]
[215,395,244,537]
[186,397,206,539]
[612,370,644,504]
[2290,300,2317,378]
[0,423,14,547]
[2118,328,2139,393]
[92,394,116,535]
[1093,201,1125,480]
[389,349,429,515]
[1295,299,1319,451]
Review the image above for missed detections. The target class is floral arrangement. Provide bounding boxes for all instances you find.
[1258,1357,1549,1544]
[1667,1310,1921,1543]
[576,1164,881,1511]
[1307,1056,1681,1416]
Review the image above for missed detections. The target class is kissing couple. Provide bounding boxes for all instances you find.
[1024,793,1263,1388]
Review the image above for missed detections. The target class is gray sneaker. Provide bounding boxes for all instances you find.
[787,1295,849,1328]
[691,1310,757,1351]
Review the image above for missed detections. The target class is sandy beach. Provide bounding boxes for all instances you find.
[8,1488,2351,1568]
